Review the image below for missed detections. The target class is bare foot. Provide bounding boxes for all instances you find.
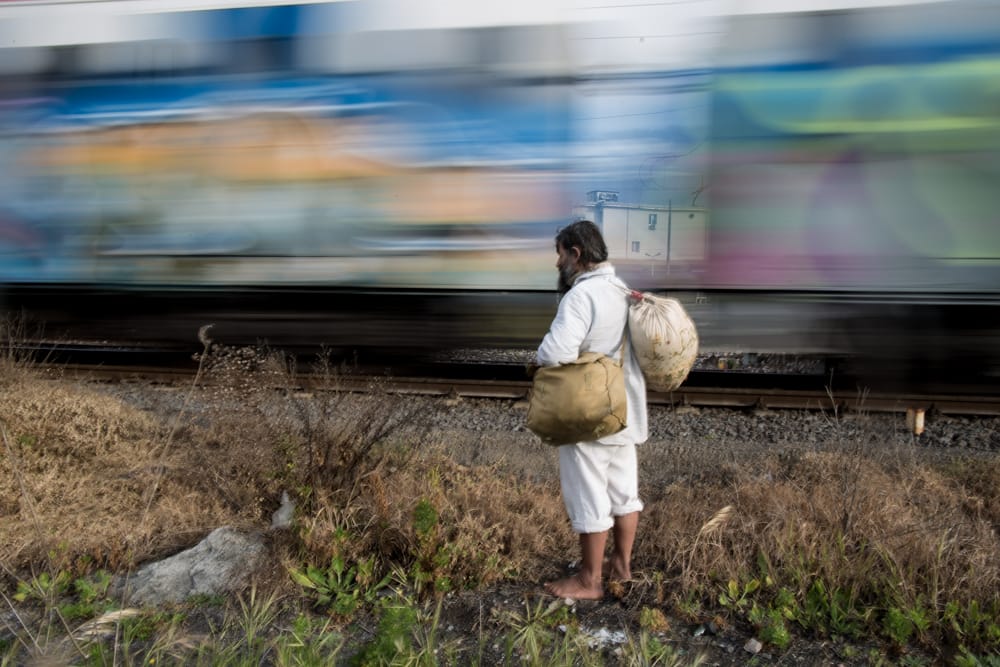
[543,574,603,600]
[606,554,631,582]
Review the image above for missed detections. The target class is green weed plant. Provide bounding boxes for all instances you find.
[290,555,391,619]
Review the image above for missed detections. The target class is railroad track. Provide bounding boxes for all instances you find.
[16,342,1000,417]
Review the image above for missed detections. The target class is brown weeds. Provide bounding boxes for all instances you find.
[637,441,1000,637]
[3,345,1000,657]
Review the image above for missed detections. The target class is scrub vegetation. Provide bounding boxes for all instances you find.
[1,325,999,666]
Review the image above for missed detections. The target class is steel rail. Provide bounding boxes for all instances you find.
[41,363,1000,417]
[17,343,1000,416]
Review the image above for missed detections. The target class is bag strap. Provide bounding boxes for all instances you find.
[613,282,635,366]
[614,281,646,304]
[582,278,630,367]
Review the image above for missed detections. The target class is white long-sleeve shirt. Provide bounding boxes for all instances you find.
[536,263,648,446]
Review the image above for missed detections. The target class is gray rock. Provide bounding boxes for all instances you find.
[114,527,266,607]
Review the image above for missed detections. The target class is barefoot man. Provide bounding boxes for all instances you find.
[537,220,648,600]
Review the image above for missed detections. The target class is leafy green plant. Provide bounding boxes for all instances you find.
[59,571,114,621]
[757,607,792,651]
[955,646,1000,667]
[354,602,420,666]
[352,594,464,667]
[944,599,1000,655]
[744,585,797,651]
[412,498,438,538]
[13,571,72,603]
[881,605,932,649]
[797,579,866,640]
[11,570,116,623]
[291,555,391,618]
[409,497,453,595]
[718,578,760,614]
[74,571,111,604]
[408,495,508,595]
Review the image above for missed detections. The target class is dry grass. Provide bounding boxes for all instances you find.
[0,343,569,579]
[0,373,247,571]
[641,442,998,561]
[651,450,1000,586]
[633,428,1000,657]
[2,341,999,659]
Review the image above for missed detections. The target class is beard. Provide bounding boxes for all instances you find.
[557,264,579,295]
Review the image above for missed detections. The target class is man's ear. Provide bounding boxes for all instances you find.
[571,246,582,262]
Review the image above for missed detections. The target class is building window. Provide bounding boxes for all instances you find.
[632,241,640,253]
[648,213,657,230]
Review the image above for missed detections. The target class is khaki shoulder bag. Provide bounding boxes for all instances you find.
[526,344,627,447]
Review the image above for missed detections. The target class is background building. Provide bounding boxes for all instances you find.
[573,190,707,289]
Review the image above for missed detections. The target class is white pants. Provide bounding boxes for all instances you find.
[559,441,643,534]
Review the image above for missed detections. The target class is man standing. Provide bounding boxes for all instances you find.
[537,219,648,600]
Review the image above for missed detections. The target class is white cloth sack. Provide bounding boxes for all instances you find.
[625,290,698,392]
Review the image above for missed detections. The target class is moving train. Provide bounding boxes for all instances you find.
[705,0,1000,385]
[1,0,998,385]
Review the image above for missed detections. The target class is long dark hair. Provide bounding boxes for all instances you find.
[555,220,608,266]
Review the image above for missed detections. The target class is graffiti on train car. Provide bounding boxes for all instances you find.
[1,77,574,288]
[0,0,713,293]
[706,2,1000,294]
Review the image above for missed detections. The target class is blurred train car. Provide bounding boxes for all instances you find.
[9,0,997,388]
[0,0,712,354]
[703,0,1000,385]
[0,1,564,351]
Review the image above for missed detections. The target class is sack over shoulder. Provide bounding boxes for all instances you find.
[626,290,699,392]
[526,351,627,446]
